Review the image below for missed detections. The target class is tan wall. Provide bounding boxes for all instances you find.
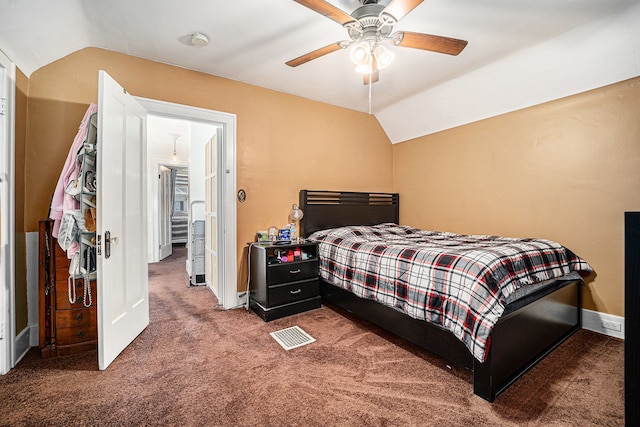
[22,47,635,319]
[14,68,28,331]
[393,77,640,317]
[24,48,394,292]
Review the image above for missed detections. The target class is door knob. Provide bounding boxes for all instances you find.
[104,231,119,259]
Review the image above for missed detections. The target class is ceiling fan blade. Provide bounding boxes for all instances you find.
[398,31,468,56]
[293,0,355,25]
[286,42,343,67]
[382,0,424,22]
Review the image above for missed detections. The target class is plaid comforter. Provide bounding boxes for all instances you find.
[309,223,593,362]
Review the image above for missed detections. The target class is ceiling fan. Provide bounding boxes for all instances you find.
[286,0,468,84]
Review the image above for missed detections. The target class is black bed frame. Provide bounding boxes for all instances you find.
[300,190,583,402]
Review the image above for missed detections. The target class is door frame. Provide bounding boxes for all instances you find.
[136,97,238,309]
[0,49,16,375]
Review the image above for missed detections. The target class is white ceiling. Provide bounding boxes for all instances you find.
[1,0,639,143]
[147,115,191,156]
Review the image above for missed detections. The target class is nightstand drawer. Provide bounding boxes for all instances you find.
[268,261,318,285]
[269,278,319,306]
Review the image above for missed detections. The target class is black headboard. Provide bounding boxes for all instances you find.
[299,190,400,238]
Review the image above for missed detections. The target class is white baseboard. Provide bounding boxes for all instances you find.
[29,322,38,347]
[14,325,33,365]
[11,232,40,368]
[582,308,625,340]
[26,232,39,326]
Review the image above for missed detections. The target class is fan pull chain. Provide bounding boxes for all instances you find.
[368,71,372,114]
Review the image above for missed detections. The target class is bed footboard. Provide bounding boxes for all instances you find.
[473,280,581,401]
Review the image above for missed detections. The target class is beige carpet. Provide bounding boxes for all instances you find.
[0,246,624,426]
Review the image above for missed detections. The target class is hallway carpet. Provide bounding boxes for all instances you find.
[0,246,624,426]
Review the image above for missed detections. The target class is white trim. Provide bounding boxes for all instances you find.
[582,308,625,340]
[29,323,39,347]
[0,49,16,375]
[14,325,31,364]
[134,97,238,309]
[26,231,39,342]
[18,232,39,359]
[218,125,238,309]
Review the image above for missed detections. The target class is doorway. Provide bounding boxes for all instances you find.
[138,98,237,309]
[158,164,189,262]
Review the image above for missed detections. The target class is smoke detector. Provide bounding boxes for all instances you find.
[190,33,209,47]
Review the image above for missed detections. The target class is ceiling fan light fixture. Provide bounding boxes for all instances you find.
[350,42,371,66]
[286,0,467,86]
[355,62,373,74]
[171,134,181,162]
[374,44,394,69]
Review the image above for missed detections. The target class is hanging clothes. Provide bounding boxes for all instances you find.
[50,103,98,258]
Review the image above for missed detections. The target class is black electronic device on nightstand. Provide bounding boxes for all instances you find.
[249,241,321,321]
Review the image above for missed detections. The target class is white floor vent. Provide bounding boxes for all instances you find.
[270,326,316,351]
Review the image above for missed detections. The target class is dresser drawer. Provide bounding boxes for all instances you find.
[269,278,319,306]
[55,278,96,309]
[268,260,318,285]
[56,324,97,346]
[55,307,95,328]
[55,264,71,281]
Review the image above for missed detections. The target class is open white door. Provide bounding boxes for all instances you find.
[158,165,172,260]
[97,70,149,370]
[204,133,218,297]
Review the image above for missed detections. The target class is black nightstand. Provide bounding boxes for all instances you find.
[249,241,321,322]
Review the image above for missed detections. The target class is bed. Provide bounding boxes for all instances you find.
[299,190,593,402]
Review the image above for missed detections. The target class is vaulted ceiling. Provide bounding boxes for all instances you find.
[1,0,639,143]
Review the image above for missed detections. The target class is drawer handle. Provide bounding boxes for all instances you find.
[289,289,302,295]
[76,313,83,322]
[77,330,84,339]
[289,269,301,274]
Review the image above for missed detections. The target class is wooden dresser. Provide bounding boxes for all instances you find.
[38,219,97,357]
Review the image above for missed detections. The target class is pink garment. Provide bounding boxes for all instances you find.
[50,103,98,258]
